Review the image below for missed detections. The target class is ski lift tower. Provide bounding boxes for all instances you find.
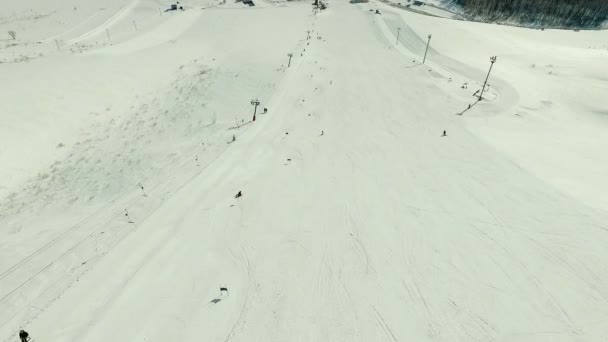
[251,99,261,122]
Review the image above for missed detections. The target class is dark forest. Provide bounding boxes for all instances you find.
[449,0,608,28]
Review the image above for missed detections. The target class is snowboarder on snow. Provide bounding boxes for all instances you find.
[235,191,242,199]
[19,330,29,342]
[442,130,447,137]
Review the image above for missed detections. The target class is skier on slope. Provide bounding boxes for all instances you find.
[19,330,29,342]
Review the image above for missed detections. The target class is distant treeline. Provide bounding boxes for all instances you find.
[448,0,608,29]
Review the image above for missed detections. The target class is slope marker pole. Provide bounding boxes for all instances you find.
[479,56,497,100]
[423,34,432,64]
[396,27,401,45]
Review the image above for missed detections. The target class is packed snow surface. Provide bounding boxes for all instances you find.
[1,0,608,341]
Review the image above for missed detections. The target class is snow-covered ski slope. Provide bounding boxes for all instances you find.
[1,0,608,340]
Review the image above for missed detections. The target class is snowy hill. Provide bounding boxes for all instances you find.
[1,0,608,341]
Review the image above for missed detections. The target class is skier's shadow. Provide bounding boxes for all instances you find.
[210,289,228,304]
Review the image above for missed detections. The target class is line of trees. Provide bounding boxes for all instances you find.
[448,0,608,29]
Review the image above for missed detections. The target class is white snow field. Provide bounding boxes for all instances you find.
[2,0,608,341]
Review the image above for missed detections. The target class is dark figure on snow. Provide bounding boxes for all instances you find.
[442,130,447,137]
[19,330,29,342]
[263,108,268,114]
[235,191,242,199]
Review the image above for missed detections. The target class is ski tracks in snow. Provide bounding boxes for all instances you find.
[372,305,398,342]
[345,203,377,278]
[223,247,253,342]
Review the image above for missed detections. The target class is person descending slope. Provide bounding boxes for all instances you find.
[19,330,29,342]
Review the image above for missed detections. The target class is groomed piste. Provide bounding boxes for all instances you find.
[1,0,608,341]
